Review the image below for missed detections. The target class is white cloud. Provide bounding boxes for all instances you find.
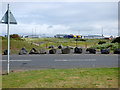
[0,2,118,36]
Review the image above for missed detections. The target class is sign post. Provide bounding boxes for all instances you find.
[0,4,17,74]
[7,4,10,74]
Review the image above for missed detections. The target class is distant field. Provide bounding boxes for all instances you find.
[2,67,118,88]
[24,38,109,48]
[2,37,111,54]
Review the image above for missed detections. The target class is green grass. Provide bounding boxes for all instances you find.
[24,38,109,48]
[2,67,118,88]
[2,38,40,54]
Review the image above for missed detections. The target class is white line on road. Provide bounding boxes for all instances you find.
[55,59,96,62]
[0,60,32,62]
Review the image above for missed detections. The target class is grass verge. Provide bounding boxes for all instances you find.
[2,67,118,88]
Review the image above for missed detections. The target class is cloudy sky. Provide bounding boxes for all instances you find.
[0,1,118,37]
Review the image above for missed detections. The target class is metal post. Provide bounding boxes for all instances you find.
[7,4,10,74]
[102,27,103,39]
[76,39,77,47]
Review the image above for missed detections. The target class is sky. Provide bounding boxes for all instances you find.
[0,1,118,37]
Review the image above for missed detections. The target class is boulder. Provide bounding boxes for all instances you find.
[86,48,96,54]
[19,48,28,55]
[40,48,47,54]
[29,48,39,54]
[49,45,55,48]
[101,49,110,54]
[58,44,63,49]
[114,48,120,54]
[61,47,71,54]
[66,46,73,49]
[74,47,82,54]
[4,50,8,55]
[49,49,56,54]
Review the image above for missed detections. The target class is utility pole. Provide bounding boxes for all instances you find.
[35,27,37,36]
[32,28,33,38]
[102,27,103,39]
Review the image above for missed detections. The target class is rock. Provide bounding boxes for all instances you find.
[61,47,71,54]
[114,48,120,54]
[49,49,56,54]
[101,49,110,54]
[74,47,82,54]
[19,48,28,55]
[49,45,55,48]
[29,48,39,54]
[86,48,96,54]
[40,48,47,54]
[58,44,63,49]
[66,46,73,49]
[4,50,7,55]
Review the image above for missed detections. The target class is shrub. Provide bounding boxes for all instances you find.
[98,41,106,44]
[112,36,120,43]
[91,43,119,50]
[75,39,86,41]
[10,34,22,40]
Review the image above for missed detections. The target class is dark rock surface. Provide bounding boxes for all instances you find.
[86,48,96,54]
[74,47,82,54]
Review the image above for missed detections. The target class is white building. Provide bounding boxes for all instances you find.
[55,34,68,38]
[84,35,104,39]
[23,35,40,38]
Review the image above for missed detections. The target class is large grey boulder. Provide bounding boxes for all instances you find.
[114,48,120,54]
[101,49,110,54]
[40,48,47,54]
[86,48,96,54]
[29,48,39,54]
[19,48,28,55]
[74,47,82,54]
[49,49,56,54]
[61,47,71,54]
[58,44,63,49]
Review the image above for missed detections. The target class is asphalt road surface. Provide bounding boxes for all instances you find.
[1,54,119,71]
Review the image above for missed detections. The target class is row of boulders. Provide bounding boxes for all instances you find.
[49,46,71,54]
[3,47,120,55]
[86,48,120,54]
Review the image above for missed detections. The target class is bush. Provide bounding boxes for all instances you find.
[112,36,120,43]
[75,39,86,41]
[98,41,106,44]
[91,43,119,50]
[10,34,22,40]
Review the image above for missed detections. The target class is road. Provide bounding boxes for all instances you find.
[1,54,118,71]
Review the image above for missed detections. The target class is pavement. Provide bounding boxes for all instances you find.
[1,54,118,72]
